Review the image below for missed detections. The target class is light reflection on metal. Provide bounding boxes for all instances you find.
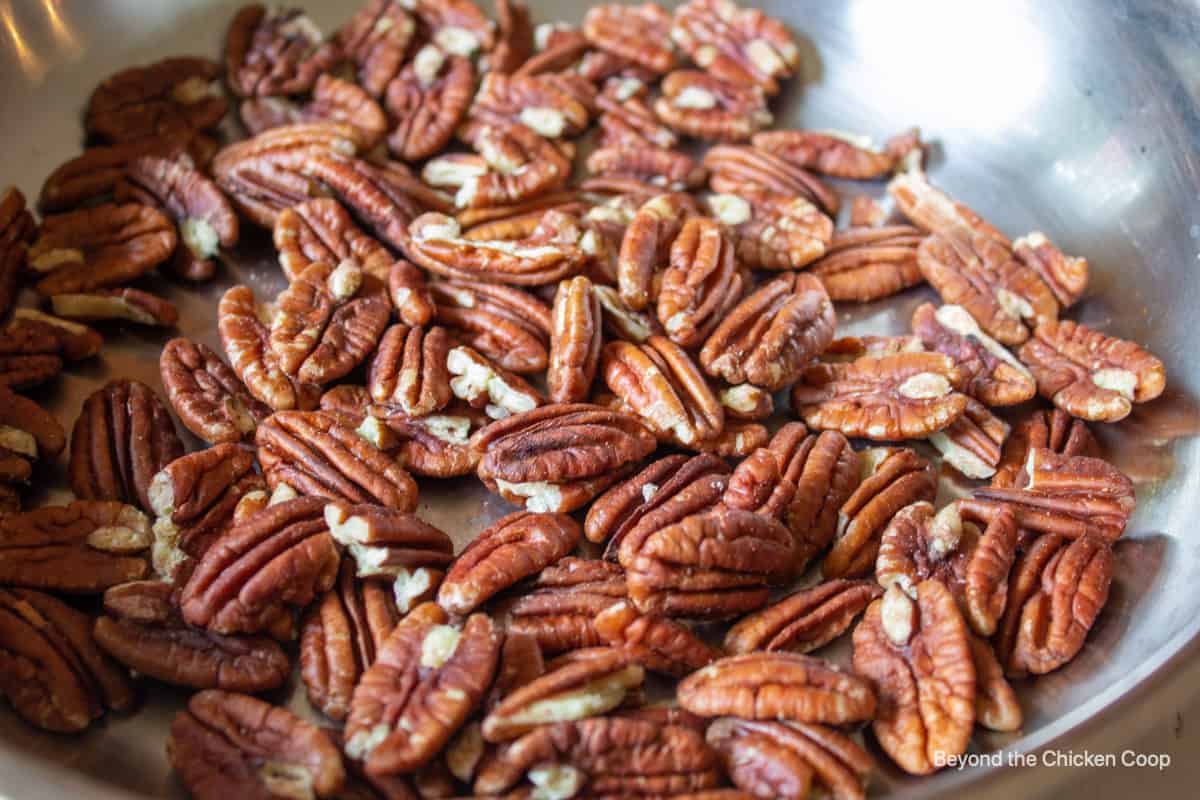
[0,0,47,82]
[41,0,81,58]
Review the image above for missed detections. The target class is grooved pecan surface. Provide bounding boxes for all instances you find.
[432,279,552,374]
[86,57,225,143]
[333,0,416,97]
[548,276,602,403]
[753,128,922,179]
[386,44,476,161]
[911,302,1035,407]
[725,579,882,656]
[671,0,800,95]
[706,144,840,217]
[583,4,677,74]
[808,225,925,303]
[654,70,772,142]
[507,558,627,654]
[369,324,452,416]
[218,285,322,411]
[618,192,699,311]
[927,397,1010,480]
[1013,231,1089,309]
[710,191,833,271]
[992,408,1099,489]
[657,216,745,349]
[275,198,396,283]
[224,5,342,98]
[594,599,719,677]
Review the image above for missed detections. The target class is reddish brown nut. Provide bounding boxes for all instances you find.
[617,192,699,311]
[808,225,925,303]
[345,612,501,776]
[28,202,176,296]
[705,144,840,217]
[708,191,833,271]
[707,718,873,800]
[969,634,1022,732]
[654,70,772,142]
[588,144,704,194]
[0,587,134,733]
[548,276,602,403]
[1013,231,1089,309]
[407,0,496,58]
[438,510,580,615]
[724,579,882,656]
[218,285,322,411]
[672,0,800,94]
[0,382,66,476]
[486,0,534,73]
[594,284,662,344]
[679,651,876,724]
[245,74,388,149]
[822,448,937,579]
[0,318,69,390]
[0,187,33,315]
[593,599,719,677]
[257,410,418,511]
[1017,319,1166,423]
[852,580,976,775]
[583,4,677,74]
[388,259,437,326]
[603,336,725,449]
[69,379,184,512]
[474,714,723,797]
[161,337,271,445]
[791,351,968,441]
[115,153,238,281]
[332,0,416,96]
[472,72,591,139]
[657,216,745,348]
[86,56,225,142]
[700,273,835,392]
[752,128,923,179]
[507,557,627,654]
[992,408,1099,489]
[275,197,395,283]
[432,279,552,374]
[430,118,572,209]
[995,533,1113,678]
[49,288,179,327]
[223,5,342,97]
[447,345,543,420]
[472,403,657,513]
[94,580,290,692]
[385,44,475,161]
[719,383,774,421]
[482,647,644,742]
[911,302,1035,407]
[168,689,346,800]
[179,496,339,635]
[7,309,102,362]
[619,507,796,620]
[369,325,452,416]
[596,89,679,150]
[927,397,1010,480]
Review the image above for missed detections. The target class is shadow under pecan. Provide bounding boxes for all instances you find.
[472,403,656,514]
[753,128,922,179]
[583,3,677,74]
[223,5,342,98]
[1017,319,1166,423]
[346,611,501,776]
[219,285,322,411]
[95,580,290,693]
[700,272,835,392]
[672,0,800,94]
[724,579,882,656]
[807,224,925,303]
[705,144,840,217]
[548,276,602,403]
[911,302,1035,407]
[507,557,627,654]
[992,408,1099,489]
[593,599,719,677]
[28,202,176,296]
[169,689,346,800]
[707,718,873,800]
[852,580,975,776]
[438,510,580,615]
[0,587,135,733]
[70,378,184,513]
[654,70,773,142]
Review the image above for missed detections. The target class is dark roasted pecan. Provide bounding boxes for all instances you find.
[257,410,418,511]
[346,611,501,776]
[700,273,834,392]
[161,337,271,445]
[7,309,102,362]
[672,0,800,94]
[473,404,656,513]
[992,408,1099,489]
[385,44,475,161]
[808,225,925,303]
[1017,319,1166,423]
[0,384,65,484]
[911,302,1035,407]
[49,287,179,327]
[657,216,745,348]
[168,689,346,800]
[86,56,224,142]
[223,5,342,97]
[654,70,772,142]
[244,74,388,149]
[485,0,534,73]
[753,128,923,179]
[706,144,840,217]
[432,279,552,374]
[548,276,602,403]
[0,187,33,315]
[0,587,134,732]
[369,324,452,416]
[219,284,322,411]
[852,580,975,775]
[69,379,184,512]
[594,599,719,677]
[583,4,677,74]
[725,579,882,656]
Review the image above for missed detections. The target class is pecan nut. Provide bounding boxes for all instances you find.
[588,144,705,193]
[548,276,602,403]
[50,287,178,327]
[168,689,346,800]
[700,272,835,391]
[369,324,453,416]
[94,580,290,692]
[243,74,388,149]
[447,345,543,420]
[911,302,1036,407]
[0,187,34,315]
[992,408,1099,489]
[654,70,772,142]
[0,587,135,732]
[709,191,833,271]
[808,225,925,303]
[507,558,626,655]
[69,379,184,512]
[389,259,437,326]
[617,192,699,311]
[86,55,224,143]
[594,284,662,343]
[486,0,534,73]
[223,5,342,97]
[851,581,975,775]
[39,136,211,213]
[472,72,591,140]
[274,197,396,282]
[438,510,580,615]
[724,579,882,656]
[219,285,322,411]
[593,599,719,677]
[408,0,496,58]
[0,383,66,483]
[472,404,657,513]
[927,397,1010,480]
[433,118,572,209]
[161,337,271,445]
[657,216,746,348]
[672,0,800,94]
[385,44,475,160]
[432,279,552,374]
[706,144,840,217]
[1013,231,1089,309]
[8,308,103,362]
[583,4,677,74]
[969,634,1022,732]
[1017,319,1166,423]
[719,383,774,420]
[752,128,921,179]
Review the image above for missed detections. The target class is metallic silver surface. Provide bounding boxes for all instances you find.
[1,0,1199,797]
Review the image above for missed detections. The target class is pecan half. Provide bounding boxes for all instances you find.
[0,587,134,732]
[408,0,496,58]
[588,144,704,194]
[725,579,882,656]
[369,324,452,416]
[708,191,833,271]
[1017,319,1166,423]
[28,202,176,296]
[487,0,534,73]
[438,510,580,615]
[995,533,1113,677]
[180,496,340,635]
[791,351,968,441]
[275,197,395,282]
[583,4,677,74]
[0,384,66,483]
[594,599,719,677]
[594,284,662,343]
[507,558,626,654]
[345,612,501,776]
[49,287,179,327]
[472,72,591,140]
[911,302,1035,407]
[218,284,322,411]
[852,581,975,775]
[548,276,602,403]
[700,273,834,392]
[333,0,416,96]
[0,322,63,391]
[719,383,774,420]
[223,5,342,97]
[86,56,225,143]
[992,408,1099,489]
[707,718,873,800]
[822,448,937,579]
[447,345,543,420]
[808,225,925,303]
[752,128,922,179]
[657,216,745,348]
[1013,231,1089,309]
[705,144,840,217]
[8,308,102,361]
[482,648,644,742]
[473,404,656,513]
[617,192,699,311]
[596,89,679,150]
[389,259,437,326]
[161,337,271,445]
[0,501,150,593]
[95,580,290,692]
[432,279,551,374]
[0,187,33,315]
[927,397,1010,480]
[654,70,772,142]
[603,336,724,448]
[970,634,1022,732]
[257,410,418,511]
[679,652,876,724]
[386,44,476,161]
[244,74,388,149]
[69,379,184,512]
[168,689,346,800]
[672,0,800,94]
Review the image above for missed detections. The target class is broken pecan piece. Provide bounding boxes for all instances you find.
[69,379,184,512]
[911,302,1035,407]
[218,285,322,411]
[724,579,882,656]
[992,408,1099,489]
[1017,319,1166,423]
[672,0,800,94]
[447,345,542,420]
[654,70,772,142]
[161,337,271,445]
[808,225,925,303]
[594,599,719,677]
[548,276,602,403]
[385,44,475,160]
[223,5,342,97]
[852,580,975,775]
[0,384,66,483]
[50,287,179,327]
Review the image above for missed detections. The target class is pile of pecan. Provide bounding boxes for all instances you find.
[0,0,1167,798]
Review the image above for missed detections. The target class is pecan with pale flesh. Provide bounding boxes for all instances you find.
[672,0,800,95]
[992,408,1099,489]
[657,216,746,348]
[583,4,677,74]
[911,302,1035,407]
[408,0,496,58]
[594,599,719,677]
[472,72,591,140]
[708,191,833,271]
[0,384,66,488]
[808,225,925,303]
[1013,231,1089,309]
[369,324,452,416]
[389,260,437,327]
[430,117,571,209]
[447,345,543,420]
[725,579,882,656]
[654,70,772,142]
[753,128,923,179]
[927,397,1010,480]
[50,287,179,327]
[705,144,840,217]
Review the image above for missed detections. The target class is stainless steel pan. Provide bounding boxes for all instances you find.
[1,1,1198,797]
